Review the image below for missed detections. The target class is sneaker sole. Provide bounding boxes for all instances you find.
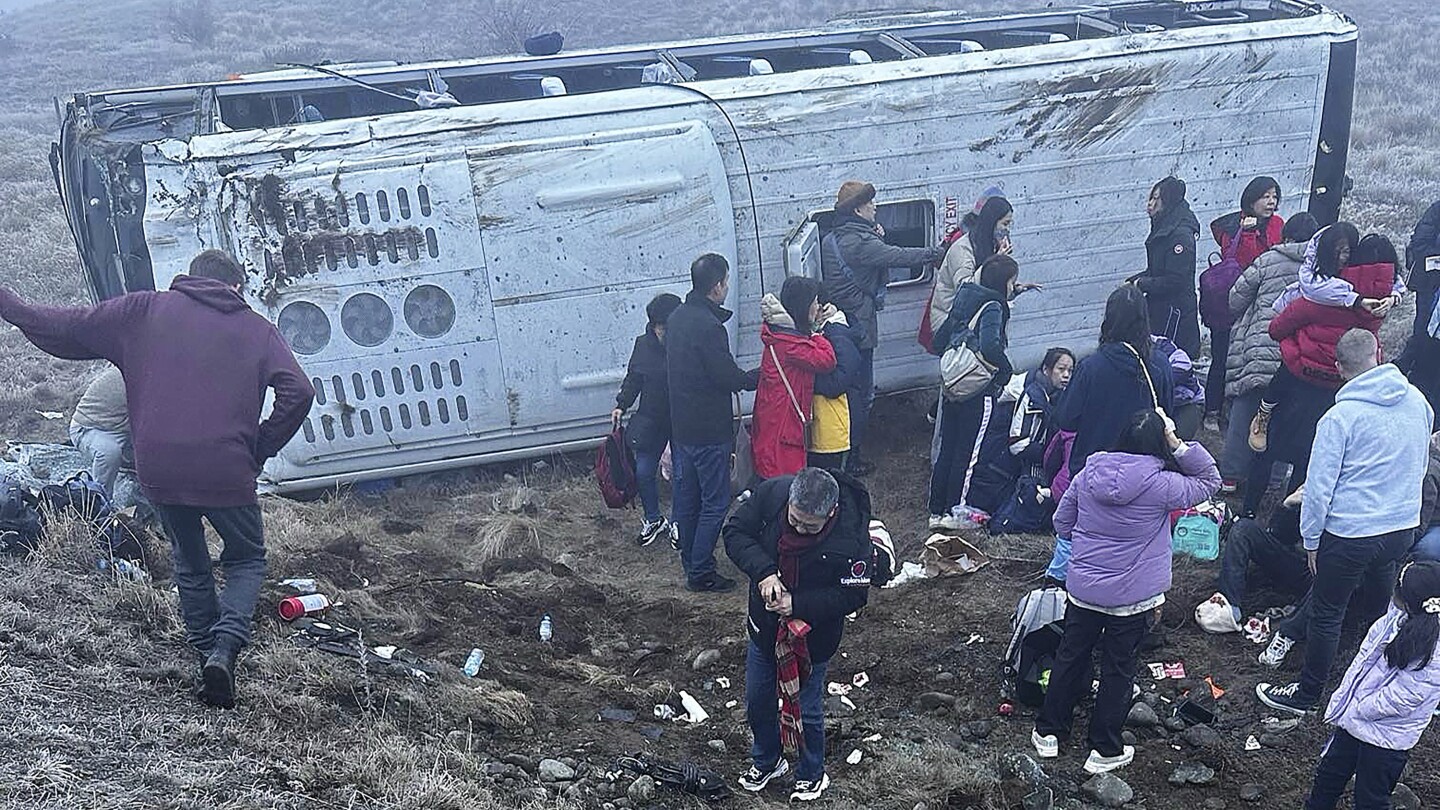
[1255,685,1311,716]
[1084,756,1133,775]
[738,760,789,792]
[200,664,235,709]
[790,773,829,802]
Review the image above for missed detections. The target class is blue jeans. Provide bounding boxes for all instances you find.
[1411,525,1440,561]
[672,442,731,583]
[746,640,829,781]
[1046,536,1072,581]
[633,447,663,523]
[1220,389,1260,480]
[1305,728,1409,810]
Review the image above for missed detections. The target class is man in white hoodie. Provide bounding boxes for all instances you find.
[1257,329,1434,716]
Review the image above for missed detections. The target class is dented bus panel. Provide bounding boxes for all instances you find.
[51,1,1358,491]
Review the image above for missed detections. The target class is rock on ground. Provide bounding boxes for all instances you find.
[692,648,722,670]
[627,775,657,803]
[1181,724,1223,749]
[1126,702,1160,728]
[1081,773,1134,808]
[1393,783,1420,810]
[538,758,576,782]
[916,692,957,711]
[1169,762,1217,786]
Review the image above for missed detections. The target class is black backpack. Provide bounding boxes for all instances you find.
[0,477,43,556]
[989,474,1055,536]
[1001,586,1067,706]
[38,471,145,561]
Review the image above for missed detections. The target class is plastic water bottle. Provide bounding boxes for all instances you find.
[462,648,485,677]
[97,558,149,583]
[539,614,553,642]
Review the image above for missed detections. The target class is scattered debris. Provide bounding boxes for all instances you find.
[1245,735,1261,751]
[36,411,65,420]
[463,648,485,677]
[678,691,709,724]
[1204,675,1226,699]
[279,577,317,593]
[707,739,727,753]
[597,708,637,724]
[862,733,882,742]
[998,702,1015,716]
[653,704,678,721]
[921,534,991,576]
[827,682,853,697]
[1176,698,1216,726]
[724,700,738,710]
[1260,717,1300,734]
[852,671,870,688]
[885,560,930,588]
[966,633,985,645]
[846,749,863,765]
[1147,661,1188,679]
[713,676,731,689]
[278,593,332,621]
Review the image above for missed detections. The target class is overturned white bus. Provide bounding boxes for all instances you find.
[51,0,1357,492]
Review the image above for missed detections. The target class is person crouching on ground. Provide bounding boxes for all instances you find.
[69,364,132,497]
[1303,562,1440,810]
[754,276,836,480]
[723,467,890,802]
[612,292,683,547]
[0,250,315,709]
[1033,409,1220,774]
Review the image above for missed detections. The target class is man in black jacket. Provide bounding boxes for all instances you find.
[821,181,947,475]
[724,467,892,803]
[667,253,759,592]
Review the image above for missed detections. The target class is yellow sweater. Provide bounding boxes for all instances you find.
[810,393,851,454]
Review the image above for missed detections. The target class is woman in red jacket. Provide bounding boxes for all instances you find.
[753,276,837,480]
[1242,234,1396,515]
[1204,177,1285,422]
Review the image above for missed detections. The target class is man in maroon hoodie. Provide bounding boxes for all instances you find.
[0,250,314,708]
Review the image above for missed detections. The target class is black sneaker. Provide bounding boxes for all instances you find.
[199,640,239,709]
[637,518,669,547]
[686,573,738,593]
[789,773,830,802]
[738,758,789,792]
[1255,681,1314,716]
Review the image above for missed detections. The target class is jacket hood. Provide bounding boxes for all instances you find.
[1148,200,1200,243]
[169,275,249,313]
[1341,261,1397,300]
[954,281,1008,310]
[1081,451,1167,506]
[1336,364,1416,408]
[684,289,733,324]
[832,213,876,234]
[821,316,863,346]
[760,321,814,346]
[1269,242,1308,263]
[760,293,796,329]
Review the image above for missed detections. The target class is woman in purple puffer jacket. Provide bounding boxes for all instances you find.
[1031,409,1219,775]
[1299,561,1440,810]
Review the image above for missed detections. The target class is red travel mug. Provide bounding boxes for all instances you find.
[278,593,331,621]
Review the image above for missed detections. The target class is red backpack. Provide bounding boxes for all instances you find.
[595,426,639,509]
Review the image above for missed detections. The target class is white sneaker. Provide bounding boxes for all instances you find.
[1259,634,1296,669]
[1032,730,1058,759]
[789,773,829,802]
[933,513,976,532]
[1084,746,1135,774]
[738,758,789,792]
[928,514,947,530]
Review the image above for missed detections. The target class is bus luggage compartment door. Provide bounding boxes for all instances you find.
[221,157,512,482]
[469,121,738,433]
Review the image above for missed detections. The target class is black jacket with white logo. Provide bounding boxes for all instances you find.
[723,472,885,662]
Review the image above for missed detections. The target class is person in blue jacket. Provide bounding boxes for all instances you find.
[1055,284,1176,477]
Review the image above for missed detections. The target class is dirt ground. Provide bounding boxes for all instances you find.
[3,390,1436,810]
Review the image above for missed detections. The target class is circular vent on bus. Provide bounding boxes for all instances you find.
[404,284,456,338]
[277,301,331,355]
[340,293,394,347]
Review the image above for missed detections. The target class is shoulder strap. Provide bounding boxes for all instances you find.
[769,345,806,424]
[967,299,1001,334]
[1120,342,1159,408]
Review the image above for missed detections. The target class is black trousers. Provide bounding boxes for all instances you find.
[1305,728,1409,810]
[1036,604,1150,757]
[156,504,267,651]
[928,392,993,516]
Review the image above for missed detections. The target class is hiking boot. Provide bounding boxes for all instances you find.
[637,518,670,547]
[1084,746,1135,774]
[738,758,789,792]
[1248,409,1271,453]
[789,773,830,802]
[1256,681,1315,716]
[199,638,239,709]
[1258,633,1296,669]
[686,573,737,593]
[669,521,680,551]
[1032,730,1059,759]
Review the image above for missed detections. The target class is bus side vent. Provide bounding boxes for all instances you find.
[258,184,441,282]
[299,358,468,444]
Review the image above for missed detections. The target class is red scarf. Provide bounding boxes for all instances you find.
[776,617,812,752]
[773,514,832,752]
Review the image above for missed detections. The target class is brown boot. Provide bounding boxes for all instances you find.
[1248,408,1272,453]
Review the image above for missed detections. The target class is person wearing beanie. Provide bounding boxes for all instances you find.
[1202,177,1286,425]
[613,292,684,547]
[753,276,837,480]
[1129,176,1201,357]
[821,181,946,475]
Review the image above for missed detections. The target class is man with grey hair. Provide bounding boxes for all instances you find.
[723,467,893,802]
[1258,328,1433,716]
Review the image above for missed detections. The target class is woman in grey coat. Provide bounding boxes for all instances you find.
[1221,213,1319,493]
